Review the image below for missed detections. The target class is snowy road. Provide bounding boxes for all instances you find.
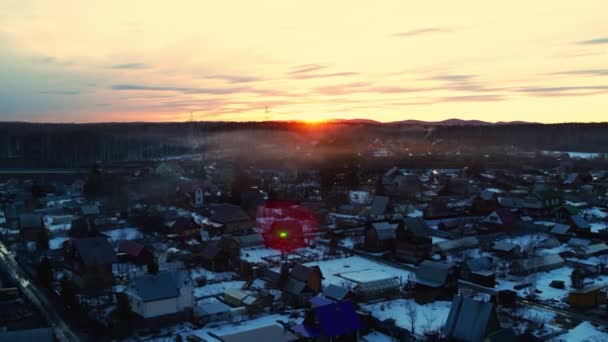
[0,241,81,342]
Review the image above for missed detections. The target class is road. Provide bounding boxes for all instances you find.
[0,242,81,342]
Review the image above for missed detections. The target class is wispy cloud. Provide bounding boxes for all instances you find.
[206,74,259,83]
[111,84,246,94]
[112,63,149,69]
[579,37,608,45]
[549,69,608,76]
[426,74,477,82]
[392,27,450,37]
[438,94,506,102]
[289,64,327,74]
[291,71,358,79]
[515,85,608,97]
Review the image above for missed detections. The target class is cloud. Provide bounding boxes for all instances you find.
[40,90,81,95]
[206,74,259,83]
[112,63,149,69]
[438,94,507,102]
[426,74,477,82]
[515,85,608,97]
[111,84,246,94]
[291,71,358,79]
[392,27,450,37]
[549,69,608,76]
[289,64,327,74]
[579,37,608,45]
[315,82,374,95]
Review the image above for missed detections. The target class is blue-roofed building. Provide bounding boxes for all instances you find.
[126,269,194,323]
[295,300,363,339]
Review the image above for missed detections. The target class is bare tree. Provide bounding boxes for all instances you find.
[404,300,418,336]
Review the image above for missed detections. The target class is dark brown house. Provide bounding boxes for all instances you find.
[414,260,458,302]
[118,240,154,265]
[64,237,116,291]
[363,221,397,252]
[394,218,432,264]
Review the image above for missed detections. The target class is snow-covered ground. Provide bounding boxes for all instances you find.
[301,256,413,288]
[194,280,245,299]
[190,268,237,283]
[103,227,143,241]
[144,313,302,342]
[362,299,451,334]
[496,266,608,307]
[583,207,607,220]
[552,321,608,341]
[590,222,608,233]
[240,247,283,263]
[49,237,69,250]
[362,331,397,341]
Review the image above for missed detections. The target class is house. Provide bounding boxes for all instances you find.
[231,233,265,248]
[483,208,518,230]
[510,254,565,276]
[294,301,363,341]
[438,177,474,196]
[444,295,501,342]
[199,239,239,272]
[434,236,479,256]
[126,270,194,325]
[18,213,43,241]
[168,217,201,238]
[215,324,298,342]
[550,223,573,241]
[177,181,205,208]
[368,195,389,219]
[568,214,591,234]
[363,221,397,252]
[290,264,323,294]
[424,196,470,219]
[201,204,253,236]
[394,218,432,264]
[497,196,524,210]
[414,261,458,302]
[576,243,608,258]
[460,257,496,287]
[567,284,606,309]
[523,190,563,211]
[80,204,100,217]
[194,301,231,324]
[64,237,116,290]
[322,284,352,302]
[491,241,521,258]
[118,240,154,265]
[472,190,500,214]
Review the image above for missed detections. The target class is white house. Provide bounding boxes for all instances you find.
[127,270,194,319]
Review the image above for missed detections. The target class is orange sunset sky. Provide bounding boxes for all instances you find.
[0,1,607,123]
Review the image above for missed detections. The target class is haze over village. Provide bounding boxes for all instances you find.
[1,1,608,342]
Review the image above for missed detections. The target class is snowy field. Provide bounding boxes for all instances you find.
[144,313,302,342]
[552,322,608,341]
[496,266,608,307]
[302,256,413,287]
[362,331,397,341]
[362,299,451,334]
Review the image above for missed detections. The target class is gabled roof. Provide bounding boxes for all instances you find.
[311,301,363,337]
[497,197,524,209]
[369,196,389,216]
[464,257,493,273]
[435,236,479,253]
[72,237,116,267]
[370,221,397,240]
[201,243,222,260]
[196,301,231,316]
[217,324,298,342]
[444,295,497,342]
[402,217,430,237]
[570,214,590,229]
[513,254,564,273]
[132,271,180,302]
[564,173,579,185]
[492,241,519,253]
[119,240,145,257]
[291,264,322,283]
[550,223,572,235]
[205,203,251,224]
[323,284,350,301]
[283,277,306,295]
[415,260,454,287]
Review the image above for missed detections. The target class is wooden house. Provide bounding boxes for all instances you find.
[394,218,432,264]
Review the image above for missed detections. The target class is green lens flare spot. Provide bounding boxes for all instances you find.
[279,231,288,238]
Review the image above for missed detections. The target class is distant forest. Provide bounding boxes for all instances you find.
[0,121,607,168]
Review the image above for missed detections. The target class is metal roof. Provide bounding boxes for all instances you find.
[312,301,363,337]
[444,295,496,342]
[415,260,454,287]
[72,237,116,267]
[369,196,389,216]
[132,271,179,302]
